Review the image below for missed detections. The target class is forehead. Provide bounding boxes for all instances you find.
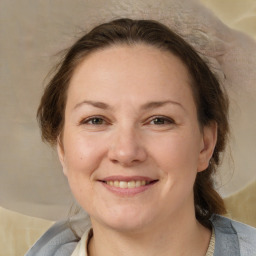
[67,44,195,109]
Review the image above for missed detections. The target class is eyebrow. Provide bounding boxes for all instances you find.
[73,100,185,112]
[141,100,185,111]
[74,100,111,110]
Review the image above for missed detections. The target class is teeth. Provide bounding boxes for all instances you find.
[136,180,141,187]
[119,181,128,188]
[106,180,150,188]
[128,181,135,188]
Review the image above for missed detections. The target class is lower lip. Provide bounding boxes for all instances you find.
[100,181,158,196]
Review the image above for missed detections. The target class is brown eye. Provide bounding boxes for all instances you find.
[88,117,104,125]
[150,117,174,125]
[80,116,106,125]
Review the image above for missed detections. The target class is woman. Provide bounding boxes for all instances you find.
[26,19,256,256]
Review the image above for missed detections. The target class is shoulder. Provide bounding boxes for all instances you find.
[210,214,256,255]
[25,214,92,256]
[24,219,78,256]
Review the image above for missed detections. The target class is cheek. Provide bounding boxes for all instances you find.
[64,133,101,169]
[148,130,201,174]
[144,131,201,213]
[61,131,107,197]
[61,133,105,211]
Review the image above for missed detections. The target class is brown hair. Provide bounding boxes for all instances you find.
[37,18,229,227]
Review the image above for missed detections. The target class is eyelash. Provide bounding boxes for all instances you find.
[79,116,108,125]
[79,115,175,126]
[147,116,175,125]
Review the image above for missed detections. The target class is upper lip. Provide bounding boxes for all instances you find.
[99,176,158,182]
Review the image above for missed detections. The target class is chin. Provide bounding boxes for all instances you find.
[104,218,152,233]
[92,206,155,233]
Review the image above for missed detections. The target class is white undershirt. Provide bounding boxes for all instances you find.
[71,228,91,256]
[71,227,215,256]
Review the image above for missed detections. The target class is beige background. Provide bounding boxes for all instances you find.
[0,0,256,255]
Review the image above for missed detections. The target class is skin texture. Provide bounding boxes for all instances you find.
[57,44,217,255]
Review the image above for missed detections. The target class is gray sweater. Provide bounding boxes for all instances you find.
[25,215,256,256]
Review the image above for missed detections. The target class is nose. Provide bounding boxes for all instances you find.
[108,126,147,166]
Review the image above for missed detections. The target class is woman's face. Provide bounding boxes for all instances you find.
[58,44,216,232]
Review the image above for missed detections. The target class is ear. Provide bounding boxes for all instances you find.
[57,137,68,176]
[197,121,217,172]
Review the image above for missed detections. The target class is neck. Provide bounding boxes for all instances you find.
[88,209,211,256]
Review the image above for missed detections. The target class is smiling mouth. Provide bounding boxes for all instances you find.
[100,180,158,189]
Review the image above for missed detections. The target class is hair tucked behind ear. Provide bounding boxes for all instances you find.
[37,18,229,227]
